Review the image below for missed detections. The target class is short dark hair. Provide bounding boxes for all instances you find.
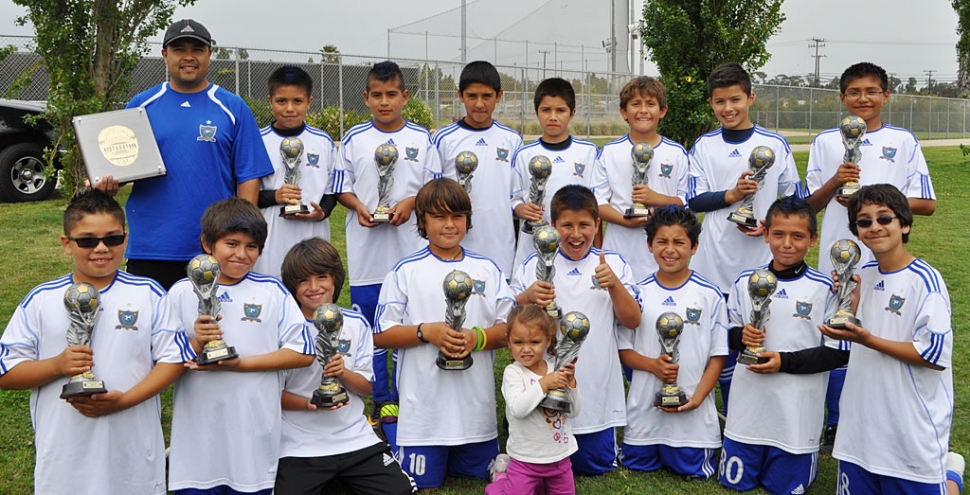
[764,195,817,236]
[534,78,576,112]
[268,65,313,98]
[506,304,559,357]
[645,204,701,248]
[707,62,751,96]
[367,60,405,92]
[281,238,346,304]
[414,178,472,238]
[200,198,268,253]
[847,184,913,243]
[63,189,126,235]
[620,76,667,110]
[840,62,889,94]
[550,185,598,223]
[459,60,501,93]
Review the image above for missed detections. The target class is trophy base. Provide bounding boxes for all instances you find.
[837,184,861,198]
[623,205,651,218]
[655,390,688,408]
[727,211,758,228]
[539,388,571,414]
[436,352,473,371]
[280,203,310,217]
[60,379,107,399]
[372,211,394,223]
[521,220,547,235]
[826,315,861,329]
[544,304,562,320]
[197,346,239,366]
[738,347,768,365]
[311,388,350,408]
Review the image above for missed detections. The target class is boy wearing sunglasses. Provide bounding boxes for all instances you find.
[0,190,195,495]
[818,184,957,495]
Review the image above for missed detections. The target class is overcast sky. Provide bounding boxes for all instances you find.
[0,0,960,86]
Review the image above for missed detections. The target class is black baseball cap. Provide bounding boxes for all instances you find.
[163,19,211,47]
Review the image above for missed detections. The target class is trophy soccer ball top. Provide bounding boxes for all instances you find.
[560,311,591,341]
[831,238,862,266]
[64,282,100,315]
[443,270,474,301]
[631,141,655,165]
[188,254,220,285]
[656,311,683,339]
[374,143,399,166]
[455,151,479,175]
[533,225,561,253]
[280,137,304,161]
[749,146,775,170]
[747,268,778,299]
[841,115,867,140]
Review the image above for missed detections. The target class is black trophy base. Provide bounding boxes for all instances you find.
[727,211,758,228]
[60,379,107,399]
[623,205,651,219]
[280,203,310,217]
[826,315,861,329]
[311,387,350,408]
[738,347,768,365]
[655,390,688,408]
[539,388,571,414]
[837,184,860,198]
[197,345,239,366]
[436,352,473,371]
[372,211,394,223]
[521,220,547,235]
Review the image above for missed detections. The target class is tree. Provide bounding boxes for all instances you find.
[12,0,195,198]
[905,77,919,94]
[640,0,785,146]
[954,1,970,96]
[320,44,340,64]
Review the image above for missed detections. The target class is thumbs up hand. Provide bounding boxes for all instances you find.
[593,250,618,290]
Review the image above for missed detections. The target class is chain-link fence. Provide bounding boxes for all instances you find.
[3,35,969,142]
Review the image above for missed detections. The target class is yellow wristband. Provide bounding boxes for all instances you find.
[473,326,486,351]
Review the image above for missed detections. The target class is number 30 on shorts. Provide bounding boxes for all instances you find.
[719,451,744,485]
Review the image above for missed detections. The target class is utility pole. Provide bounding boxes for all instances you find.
[808,38,826,86]
[461,0,467,63]
[539,49,550,78]
[924,69,936,93]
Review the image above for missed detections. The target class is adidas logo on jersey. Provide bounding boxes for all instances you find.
[475,138,488,146]
[861,138,873,146]
[728,149,742,158]
[661,296,676,306]
[775,288,788,299]
[180,101,191,108]
[386,138,397,145]
[874,280,885,291]
[567,268,582,276]
[553,156,565,163]
[218,292,233,303]
[790,485,805,494]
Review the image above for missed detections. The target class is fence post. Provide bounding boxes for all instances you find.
[434,64,440,127]
[586,65,591,139]
[234,48,240,95]
[808,87,814,140]
[520,68,526,135]
[910,97,914,133]
[775,85,780,132]
[338,56,344,139]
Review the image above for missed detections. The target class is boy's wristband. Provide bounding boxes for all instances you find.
[473,326,486,351]
[416,323,428,343]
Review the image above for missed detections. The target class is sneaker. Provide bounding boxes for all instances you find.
[819,425,837,455]
[488,453,511,482]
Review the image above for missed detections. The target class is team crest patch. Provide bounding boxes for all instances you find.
[472,279,486,296]
[116,309,139,331]
[659,163,673,178]
[685,307,702,325]
[496,148,509,162]
[573,162,585,178]
[590,275,605,290]
[880,146,897,162]
[793,301,812,320]
[405,147,419,162]
[306,153,320,167]
[886,294,905,315]
[197,122,217,142]
[338,339,351,356]
[241,303,263,322]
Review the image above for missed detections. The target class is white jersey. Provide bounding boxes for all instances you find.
[502,360,582,464]
[333,121,442,286]
[510,247,640,434]
[376,247,515,446]
[687,126,800,292]
[724,265,838,454]
[433,119,523,274]
[0,272,193,495]
[805,125,935,275]
[510,137,599,269]
[591,135,690,281]
[167,272,314,492]
[833,259,952,483]
[254,124,337,277]
[617,272,727,448]
[280,308,382,458]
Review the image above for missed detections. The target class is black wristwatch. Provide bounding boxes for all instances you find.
[416,323,428,343]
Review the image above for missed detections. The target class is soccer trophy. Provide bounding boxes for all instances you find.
[372,143,398,223]
[727,146,775,228]
[837,115,867,198]
[279,137,310,216]
[533,225,563,319]
[654,312,688,407]
[437,270,475,370]
[188,254,239,366]
[738,268,778,365]
[59,282,108,399]
[826,239,862,328]
[455,151,478,194]
[310,304,350,408]
[521,155,553,234]
[625,141,654,218]
[539,311,590,414]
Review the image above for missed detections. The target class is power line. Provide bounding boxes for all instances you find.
[808,38,826,86]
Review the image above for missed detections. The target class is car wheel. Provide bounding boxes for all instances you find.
[0,142,56,202]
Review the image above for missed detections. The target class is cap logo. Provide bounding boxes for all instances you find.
[181,25,194,33]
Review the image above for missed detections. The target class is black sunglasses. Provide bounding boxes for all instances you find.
[854,215,897,229]
[67,233,127,248]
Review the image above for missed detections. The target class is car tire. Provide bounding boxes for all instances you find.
[0,142,56,202]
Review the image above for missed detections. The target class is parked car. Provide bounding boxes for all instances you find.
[0,99,58,202]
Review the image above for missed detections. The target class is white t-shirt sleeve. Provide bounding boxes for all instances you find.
[423,136,443,182]
[151,293,196,364]
[777,147,800,198]
[564,382,582,418]
[615,324,635,351]
[334,137,356,194]
[0,304,38,374]
[708,295,730,357]
[913,291,952,368]
[805,136,827,196]
[904,141,936,200]
[376,270,408,333]
[502,364,545,419]
[590,151,611,205]
[687,143,711,198]
[279,295,315,355]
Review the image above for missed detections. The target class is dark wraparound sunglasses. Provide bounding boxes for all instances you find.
[67,233,127,248]
[854,216,897,229]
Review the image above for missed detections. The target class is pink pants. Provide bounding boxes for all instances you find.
[485,457,575,495]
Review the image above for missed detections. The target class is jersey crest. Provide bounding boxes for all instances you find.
[886,294,905,315]
[472,279,486,296]
[659,162,673,179]
[685,307,702,325]
[337,339,351,356]
[115,309,139,331]
[198,121,217,142]
[880,146,897,162]
[496,148,509,162]
[405,147,419,162]
[242,302,263,322]
[573,162,585,178]
[307,153,320,167]
[793,301,812,319]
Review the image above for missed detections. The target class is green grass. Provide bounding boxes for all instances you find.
[1,146,968,493]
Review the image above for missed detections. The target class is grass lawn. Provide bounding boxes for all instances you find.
[1,146,968,494]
